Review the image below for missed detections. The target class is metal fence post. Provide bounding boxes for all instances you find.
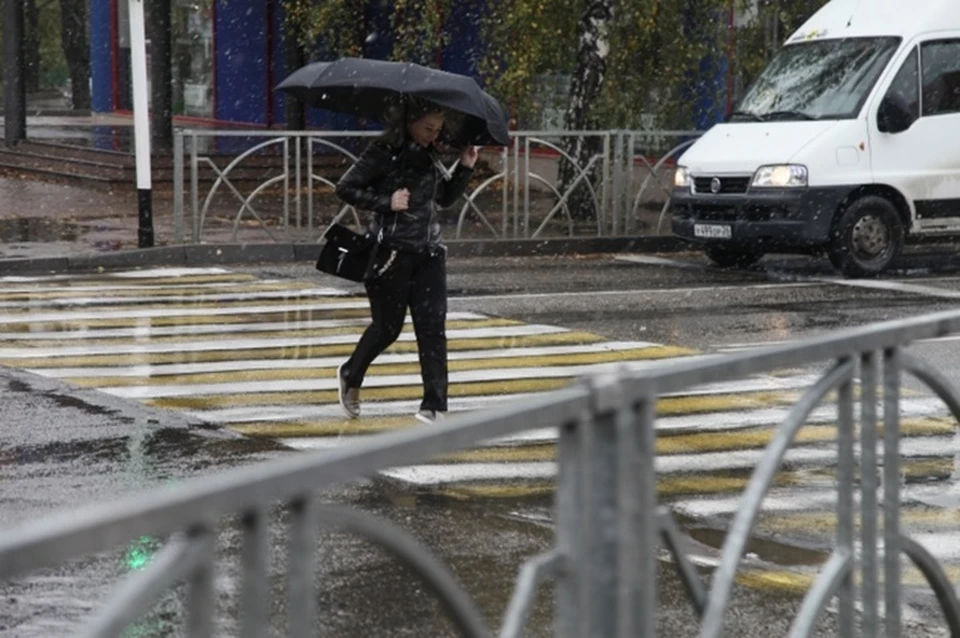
[617,378,658,637]
[186,526,216,637]
[836,356,856,637]
[554,416,585,638]
[173,131,184,244]
[860,351,880,635]
[190,133,200,242]
[579,372,623,636]
[611,132,622,236]
[884,347,902,637]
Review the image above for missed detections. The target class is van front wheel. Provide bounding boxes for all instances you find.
[828,196,904,278]
[704,245,764,268]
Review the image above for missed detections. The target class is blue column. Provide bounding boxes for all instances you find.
[215,0,269,124]
[90,0,114,113]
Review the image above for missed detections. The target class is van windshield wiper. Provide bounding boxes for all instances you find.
[727,110,763,122]
[762,110,818,121]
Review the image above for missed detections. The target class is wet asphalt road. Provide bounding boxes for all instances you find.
[5,246,960,636]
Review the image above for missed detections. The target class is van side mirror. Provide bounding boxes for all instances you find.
[877,94,915,134]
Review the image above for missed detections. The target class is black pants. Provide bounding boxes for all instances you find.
[342,246,448,412]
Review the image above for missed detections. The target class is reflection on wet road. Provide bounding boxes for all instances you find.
[2,264,960,611]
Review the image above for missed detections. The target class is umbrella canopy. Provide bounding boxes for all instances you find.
[276,57,510,147]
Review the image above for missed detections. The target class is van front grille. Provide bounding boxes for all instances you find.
[693,176,751,195]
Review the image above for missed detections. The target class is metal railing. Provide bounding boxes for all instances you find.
[172,129,702,244]
[4,308,960,636]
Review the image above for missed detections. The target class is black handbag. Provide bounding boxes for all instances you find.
[316,223,378,282]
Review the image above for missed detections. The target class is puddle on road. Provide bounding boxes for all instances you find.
[688,526,829,566]
[0,218,80,243]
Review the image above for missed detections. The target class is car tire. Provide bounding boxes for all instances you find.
[704,245,764,268]
[828,196,904,278]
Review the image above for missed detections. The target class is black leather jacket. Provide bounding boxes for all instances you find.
[335,140,475,253]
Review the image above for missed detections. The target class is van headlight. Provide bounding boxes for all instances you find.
[674,166,692,189]
[752,164,808,188]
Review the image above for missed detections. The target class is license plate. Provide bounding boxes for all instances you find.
[694,223,732,239]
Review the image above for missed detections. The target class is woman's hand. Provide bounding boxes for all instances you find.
[390,188,410,211]
[460,146,479,169]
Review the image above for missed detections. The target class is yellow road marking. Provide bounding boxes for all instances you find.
[73,346,695,388]
[3,331,609,368]
[757,504,960,536]
[156,386,799,418]
[657,417,956,455]
[3,273,259,287]
[0,281,315,301]
[736,564,960,593]
[0,308,375,332]
[149,377,580,410]
[16,318,523,349]
[0,296,368,318]
[425,472,800,501]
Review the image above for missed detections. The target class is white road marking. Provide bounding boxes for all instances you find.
[0,324,570,358]
[0,288,356,309]
[31,341,664,378]
[102,368,822,400]
[0,267,235,282]
[307,435,960,484]
[0,312,491,341]
[0,301,373,324]
[614,254,709,270]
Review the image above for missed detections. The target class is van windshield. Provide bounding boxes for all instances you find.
[732,37,901,121]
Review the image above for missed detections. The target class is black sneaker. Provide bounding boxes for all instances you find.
[337,362,360,419]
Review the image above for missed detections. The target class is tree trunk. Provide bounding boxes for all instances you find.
[558,0,612,225]
[24,0,40,93]
[59,0,90,110]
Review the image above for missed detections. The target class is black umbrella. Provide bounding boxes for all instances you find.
[276,57,510,147]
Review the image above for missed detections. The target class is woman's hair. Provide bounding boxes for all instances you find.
[380,96,445,148]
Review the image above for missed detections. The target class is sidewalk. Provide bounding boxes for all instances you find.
[1,105,687,272]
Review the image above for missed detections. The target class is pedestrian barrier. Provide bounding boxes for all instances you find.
[172,129,702,245]
[3,308,960,636]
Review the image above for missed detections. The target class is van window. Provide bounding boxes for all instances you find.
[733,37,900,121]
[883,48,920,122]
[921,40,960,117]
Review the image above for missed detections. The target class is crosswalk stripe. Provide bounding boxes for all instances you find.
[65,346,681,387]
[5,266,960,601]
[276,418,956,458]
[38,341,666,378]
[101,367,820,400]
[2,332,612,368]
[0,311,495,341]
[0,309,380,332]
[0,267,253,284]
[0,282,323,302]
[0,324,575,358]
[145,386,803,412]
[7,317,523,349]
[0,299,373,324]
[376,436,960,486]
[0,287,363,310]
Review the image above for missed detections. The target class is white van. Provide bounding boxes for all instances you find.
[670,0,960,276]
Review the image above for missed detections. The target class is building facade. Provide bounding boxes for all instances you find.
[89,0,485,129]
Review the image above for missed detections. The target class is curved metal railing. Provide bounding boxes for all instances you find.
[4,308,960,635]
[174,129,702,245]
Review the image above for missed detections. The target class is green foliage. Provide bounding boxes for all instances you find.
[477,0,579,121]
[282,0,828,129]
[284,0,366,58]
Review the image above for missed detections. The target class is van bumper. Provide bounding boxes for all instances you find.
[670,187,851,250]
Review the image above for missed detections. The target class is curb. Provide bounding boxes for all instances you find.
[0,236,695,275]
